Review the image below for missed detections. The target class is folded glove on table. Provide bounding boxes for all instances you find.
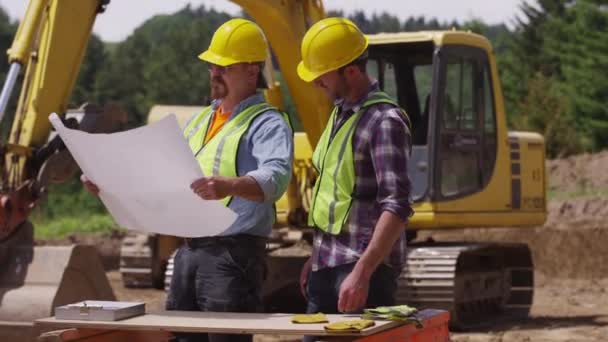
[291,313,329,324]
[362,305,423,328]
[324,319,375,332]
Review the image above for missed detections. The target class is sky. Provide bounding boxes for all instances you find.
[0,0,527,42]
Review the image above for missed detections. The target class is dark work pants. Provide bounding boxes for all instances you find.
[303,262,400,342]
[165,235,267,342]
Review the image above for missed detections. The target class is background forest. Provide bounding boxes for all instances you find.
[0,0,604,237]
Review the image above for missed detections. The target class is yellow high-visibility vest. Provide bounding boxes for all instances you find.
[309,91,410,234]
[184,102,289,206]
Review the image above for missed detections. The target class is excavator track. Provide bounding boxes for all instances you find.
[164,250,176,291]
[397,242,534,329]
[120,232,164,288]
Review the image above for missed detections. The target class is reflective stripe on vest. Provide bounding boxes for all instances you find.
[183,102,289,206]
[309,91,410,235]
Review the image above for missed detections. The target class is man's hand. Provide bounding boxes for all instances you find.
[80,174,100,196]
[300,257,312,300]
[191,176,234,200]
[336,211,406,313]
[337,268,370,313]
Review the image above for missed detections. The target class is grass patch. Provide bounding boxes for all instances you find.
[28,176,124,240]
[33,213,121,240]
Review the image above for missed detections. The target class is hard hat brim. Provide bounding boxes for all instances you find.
[297,61,323,83]
[198,50,240,67]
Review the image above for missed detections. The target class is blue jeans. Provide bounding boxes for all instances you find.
[166,235,267,342]
[303,262,399,342]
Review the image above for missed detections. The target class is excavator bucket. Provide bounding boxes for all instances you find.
[0,223,115,342]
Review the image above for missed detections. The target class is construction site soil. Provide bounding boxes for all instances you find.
[37,151,608,341]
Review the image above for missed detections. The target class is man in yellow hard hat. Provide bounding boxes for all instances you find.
[297,17,412,338]
[83,18,293,342]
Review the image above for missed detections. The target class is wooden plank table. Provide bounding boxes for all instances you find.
[36,309,450,342]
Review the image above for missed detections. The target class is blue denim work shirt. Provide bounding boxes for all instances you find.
[185,93,293,237]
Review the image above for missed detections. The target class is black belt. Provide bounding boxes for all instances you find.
[184,234,267,249]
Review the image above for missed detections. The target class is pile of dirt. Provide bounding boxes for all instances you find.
[417,195,608,280]
[547,150,608,194]
[33,151,608,279]
[416,151,608,280]
[547,196,608,227]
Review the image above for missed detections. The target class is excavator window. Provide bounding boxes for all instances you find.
[435,46,497,200]
[482,64,497,185]
[368,41,433,145]
[439,56,480,196]
[368,41,434,200]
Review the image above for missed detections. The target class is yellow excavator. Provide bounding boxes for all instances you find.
[0,0,547,340]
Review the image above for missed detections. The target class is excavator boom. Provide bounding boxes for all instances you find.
[0,0,125,240]
[232,0,331,146]
[0,1,124,341]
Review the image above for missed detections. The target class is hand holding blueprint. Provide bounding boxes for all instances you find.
[49,113,236,237]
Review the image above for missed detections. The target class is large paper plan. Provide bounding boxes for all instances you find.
[49,113,236,237]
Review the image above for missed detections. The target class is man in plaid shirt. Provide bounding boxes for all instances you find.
[297,17,412,330]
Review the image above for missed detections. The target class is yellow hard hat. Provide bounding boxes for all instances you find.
[297,17,368,82]
[199,18,268,66]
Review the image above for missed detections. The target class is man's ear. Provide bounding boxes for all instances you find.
[344,64,360,79]
[250,64,261,82]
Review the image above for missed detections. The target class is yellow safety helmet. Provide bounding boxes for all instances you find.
[199,18,268,66]
[297,17,368,82]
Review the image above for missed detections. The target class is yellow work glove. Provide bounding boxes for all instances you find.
[291,313,329,324]
[362,305,422,328]
[324,319,375,332]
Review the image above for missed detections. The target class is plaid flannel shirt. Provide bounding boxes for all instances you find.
[311,83,413,271]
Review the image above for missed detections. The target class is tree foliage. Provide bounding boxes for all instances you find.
[0,3,607,228]
[500,0,608,155]
[90,6,230,127]
[0,2,605,155]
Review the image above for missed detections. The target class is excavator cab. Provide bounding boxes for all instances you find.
[367,32,546,327]
[367,32,546,227]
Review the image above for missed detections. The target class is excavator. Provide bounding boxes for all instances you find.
[0,0,547,340]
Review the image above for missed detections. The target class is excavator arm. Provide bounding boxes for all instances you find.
[0,0,126,240]
[232,0,331,146]
[0,0,330,241]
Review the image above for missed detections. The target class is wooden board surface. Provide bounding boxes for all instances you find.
[36,310,408,336]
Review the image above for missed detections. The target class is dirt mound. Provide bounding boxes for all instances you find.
[418,149,608,281]
[547,196,608,227]
[418,196,608,280]
[547,150,608,194]
[33,197,608,278]
[33,151,608,280]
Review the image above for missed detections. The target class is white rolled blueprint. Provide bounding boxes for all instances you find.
[49,113,236,237]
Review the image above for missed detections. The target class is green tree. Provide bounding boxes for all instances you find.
[71,34,107,106]
[544,1,608,149]
[512,73,580,157]
[94,5,231,127]
[498,0,567,119]
[500,0,608,154]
